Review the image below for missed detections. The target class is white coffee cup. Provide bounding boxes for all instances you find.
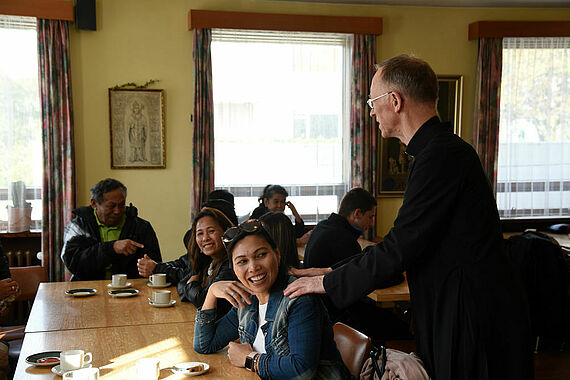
[60,350,93,372]
[111,274,127,286]
[63,367,99,380]
[149,273,166,286]
[152,290,171,305]
[136,358,159,380]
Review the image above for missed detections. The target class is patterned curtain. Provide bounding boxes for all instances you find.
[38,19,76,281]
[350,34,377,240]
[473,37,503,193]
[191,28,214,221]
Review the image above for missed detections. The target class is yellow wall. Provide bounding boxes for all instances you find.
[70,0,570,260]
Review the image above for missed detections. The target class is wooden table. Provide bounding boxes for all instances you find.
[25,279,196,333]
[15,322,258,379]
[367,273,410,303]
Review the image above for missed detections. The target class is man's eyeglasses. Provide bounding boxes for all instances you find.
[367,91,392,109]
[222,219,264,245]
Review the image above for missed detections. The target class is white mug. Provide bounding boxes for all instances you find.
[136,358,159,380]
[63,367,99,380]
[111,274,127,286]
[60,350,93,372]
[152,290,171,304]
[149,273,166,286]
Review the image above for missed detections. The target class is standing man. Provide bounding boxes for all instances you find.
[62,178,162,281]
[303,187,376,269]
[286,55,532,380]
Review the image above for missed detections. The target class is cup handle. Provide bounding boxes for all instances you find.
[84,352,92,365]
[149,274,155,283]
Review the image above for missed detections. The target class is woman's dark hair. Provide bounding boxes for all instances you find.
[259,212,300,269]
[189,207,234,287]
[226,226,289,292]
[258,184,288,204]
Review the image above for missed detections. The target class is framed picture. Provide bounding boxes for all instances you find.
[109,88,165,168]
[377,75,463,196]
[436,75,463,135]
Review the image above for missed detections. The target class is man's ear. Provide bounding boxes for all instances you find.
[391,92,403,113]
[90,198,97,209]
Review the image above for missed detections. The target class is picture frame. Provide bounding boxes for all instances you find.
[377,75,463,196]
[109,88,166,169]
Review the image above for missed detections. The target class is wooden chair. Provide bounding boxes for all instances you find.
[3,266,48,359]
[333,322,372,379]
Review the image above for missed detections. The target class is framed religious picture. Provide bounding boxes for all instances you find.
[377,75,463,196]
[109,88,166,169]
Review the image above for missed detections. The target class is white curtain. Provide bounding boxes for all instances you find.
[497,37,570,218]
[0,16,42,232]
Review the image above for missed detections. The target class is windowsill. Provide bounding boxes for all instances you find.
[500,217,570,232]
[0,230,41,238]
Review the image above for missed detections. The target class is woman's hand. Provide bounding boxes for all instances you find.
[0,278,19,301]
[187,274,200,283]
[202,280,252,310]
[137,254,157,277]
[285,201,302,223]
[228,341,253,367]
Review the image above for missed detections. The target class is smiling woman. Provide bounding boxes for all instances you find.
[193,219,351,380]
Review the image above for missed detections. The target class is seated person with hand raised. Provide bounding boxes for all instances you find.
[61,178,162,281]
[250,185,311,245]
[193,219,350,380]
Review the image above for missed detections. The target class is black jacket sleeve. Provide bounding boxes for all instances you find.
[61,219,118,280]
[154,254,191,284]
[177,260,236,307]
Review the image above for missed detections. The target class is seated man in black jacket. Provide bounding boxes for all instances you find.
[303,188,409,341]
[303,187,376,269]
[61,178,162,281]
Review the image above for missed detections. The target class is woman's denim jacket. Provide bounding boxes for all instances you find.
[194,277,351,380]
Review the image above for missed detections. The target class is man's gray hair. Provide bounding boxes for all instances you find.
[90,178,127,204]
[375,54,438,105]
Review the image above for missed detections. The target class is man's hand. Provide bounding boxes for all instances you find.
[289,266,331,278]
[283,275,326,299]
[137,254,157,277]
[0,278,19,301]
[227,341,253,367]
[113,239,144,256]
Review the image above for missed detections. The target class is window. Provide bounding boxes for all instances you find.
[0,16,42,231]
[211,29,352,223]
[497,37,570,219]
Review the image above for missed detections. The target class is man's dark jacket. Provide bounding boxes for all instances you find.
[323,117,533,380]
[61,205,162,281]
[303,212,361,269]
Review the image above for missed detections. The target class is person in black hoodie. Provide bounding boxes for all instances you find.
[61,178,162,281]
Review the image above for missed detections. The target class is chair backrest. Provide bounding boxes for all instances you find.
[10,265,48,302]
[333,322,372,379]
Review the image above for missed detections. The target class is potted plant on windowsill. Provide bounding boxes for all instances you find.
[7,181,32,233]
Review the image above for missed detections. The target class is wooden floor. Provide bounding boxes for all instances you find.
[385,339,570,380]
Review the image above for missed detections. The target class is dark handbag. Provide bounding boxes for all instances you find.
[369,345,387,380]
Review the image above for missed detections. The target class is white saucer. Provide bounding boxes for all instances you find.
[146,282,171,288]
[107,282,132,289]
[148,299,176,308]
[171,361,210,376]
[52,363,92,376]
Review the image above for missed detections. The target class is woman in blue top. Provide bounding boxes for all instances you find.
[193,219,351,380]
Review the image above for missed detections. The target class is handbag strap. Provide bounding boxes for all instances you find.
[369,345,387,380]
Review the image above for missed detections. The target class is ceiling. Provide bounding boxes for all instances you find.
[267,0,570,8]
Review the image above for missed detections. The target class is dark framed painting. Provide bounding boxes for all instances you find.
[109,88,166,169]
[377,75,463,196]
